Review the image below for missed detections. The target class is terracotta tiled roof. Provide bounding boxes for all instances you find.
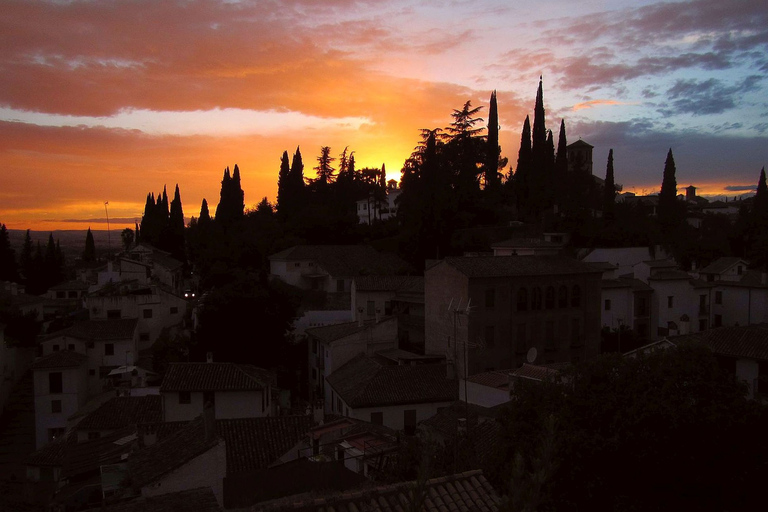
[326,354,458,408]
[146,416,313,475]
[492,238,564,248]
[128,417,222,488]
[420,401,498,440]
[31,350,88,369]
[269,245,412,277]
[647,270,690,280]
[63,426,139,478]
[510,363,561,382]
[160,362,274,391]
[440,256,600,278]
[43,318,138,342]
[50,280,90,291]
[76,396,162,431]
[252,469,501,511]
[465,370,510,389]
[699,257,748,275]
[693,324,768,361]
[354,275,422,292]
[82,487,221,512]
[305,317,394,344]
[27,431,76,467]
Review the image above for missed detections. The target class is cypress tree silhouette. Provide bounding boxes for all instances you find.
[199,198,211,224]
[276,150,291,221]
[216,166,244,227]
[83,227,96,262]
[169,184,185,261]
[231,164,244,217]
[20,229,33,282]
[485,90,501,190]
[555,120,568,175]
[0,224,17,282]
[658,149,681,237]
[603,149,616,222]
[515,115,533,216]
[531,77,548,172]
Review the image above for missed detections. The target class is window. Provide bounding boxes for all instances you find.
[604,299,611,311]
[56,291,66,299]
[370,411,383,425]
[105,343,114,356]
[143,309,153,319]
[484,326,495,348]
[313,339,318,355]
[667,296,674,308]
[699,319,708,331]
[294,262,300,267]
[89,369,96,376]
[545,321,555,351]
[384,301,392,315]
[311,368,317,381]
[49,372,63,394]
[714,314,722,327]
[262,389,266,412]
[485,288,495,309]
[179,391,191,404]
[52,344,60,352]
[517,288,528,311]
[107,309,121,319]
[203,391,215,408]
[336,279,344,292]
[545,287,555,309]
[67,344,75,351]
[531,287,542,310]
[715,291,722,305]
[637,297,648,316]
[51,400,62,413]
[170,306,179,314]
[367,301,375,317]
[68,291,78,299]
[571,285,581,308]
[558,285,568,308]
[737,265,743,275]
[404,409,417,435]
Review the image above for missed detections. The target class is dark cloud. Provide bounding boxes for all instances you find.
[725,185,757,192]
[659,75,763,116]
[57,217,139,224]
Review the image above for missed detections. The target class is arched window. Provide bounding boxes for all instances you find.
[532,287,542,310]
[517,288,528,311]
[545,286,555,309]
[571,285,581,308]
[558,285,568,308]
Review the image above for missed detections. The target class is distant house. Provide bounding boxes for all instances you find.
[40,318,139,395]
[324,353,457,433]
[44,280,90,320]
[460,369,511,408]
[425,256,602,375]
[355,182,402,225]
[491,233,568,257]
[648,270,714,337]
[252,469,501,512]
[31,350,89,449]
[160,361,276,422]
[305,317,397,404]
[591,262,653,342]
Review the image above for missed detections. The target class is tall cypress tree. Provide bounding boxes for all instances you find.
[658,149,680,237]
[555,120,568,175]
[515,116,533,216]
[83,227,96,262]
[531,77,547,171]
[276,151,291,222]
[199,198,211,224]
[215,167,232,223]
[0,224,17,282]
[20,229,33,282]
[603,149,616,222]
[485,90,501,189]
[169,184,185,261]
[231,164,244,218]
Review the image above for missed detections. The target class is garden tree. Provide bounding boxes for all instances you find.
[168,184,185,261]
[0,224,18,282]
[199,198,211,224]
[20,229,34,282]
[121,228,134,253]
[275,150,291,222]
[255,196,274,216]
[552,119,569,214]
[602,149,616,222]
[514,116,533,217]
[134,222,140,244]
[215,165,245,228]
[444,101,485,213]
[490,343,768,512]
[313,146,336,186]
[484,90,501,190]
[82,227,96,262]
[658,149,683,239]
[530,77,549,217]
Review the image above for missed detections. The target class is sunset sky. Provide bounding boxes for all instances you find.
[1,0,766,230]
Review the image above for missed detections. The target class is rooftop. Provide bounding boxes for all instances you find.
[43,318,139,342]
[252,469,501,512]
[326,354,458,408]
[699,257,748,275]
[160,362,275,392]
[679,324,768,361]
[305,317,394,344]
[438,256,601,278]
[76,396,162,431]
[31,350,88,370]
[353,275,422,292]
[510,363,564,382]
[270,245,411,277]
[82,487,221,512]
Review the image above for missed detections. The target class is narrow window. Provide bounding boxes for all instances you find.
[51,400,62,413]
[179,391,191,404]
[49,372,63,394]
[367,300,375,317]
[545,286,555,309]
[571,285,581,308]
[370,411,383,425]
[715,291,722,305]
[558,285,568,308]
[605,299,611,311]
[105,343,114,356]
[485,288,495,309]
[667,296,674,308]
[517,288,528,311]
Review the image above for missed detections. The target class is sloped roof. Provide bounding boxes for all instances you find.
[151,252,183,271]
[160,362,274,391]
[63,426,139,478]
[31,350,88,370]
[252,469,501,512]
[269,245,411,277]
[699,257,748,275]
[510,363,561,382]
[43,318,138,342]
[76,396,162,431]
[326,354,458,408]
[146,416,312,475]
[567,139,593,149]
[50,280,90,291]
[128,417,221,488]
[699,324,768,361]
[439,256,600,278]
[647,270,691,280]
[305,317,394,344]
[492,238,564,249]
[82,487,221,512]
[354,275,421,292]
[420,401,498,440]
[27,430,76,467]
[465,370,510,389]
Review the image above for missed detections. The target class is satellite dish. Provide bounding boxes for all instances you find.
[526,347,538,364]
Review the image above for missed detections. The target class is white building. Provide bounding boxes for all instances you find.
[355,183,401,225]
[31,350,89,449]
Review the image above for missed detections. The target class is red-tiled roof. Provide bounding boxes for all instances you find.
[699,257,748,275]
[27,431,76,467]
[305,317,394,344]
[63,426,139,478]
[43,319,138,342]
[160,362,274,391]
[439,256,600,278]
[510,363,561,382]
[465,370,510,389]
[697,324,768,361]
[76,396,162,431]
[647,270,690,280]
[252,469,501,512]
[31,350,88,369]
[326,354,458,408]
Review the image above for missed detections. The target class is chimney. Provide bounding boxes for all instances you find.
[203,400,216,442]
[206,352,213,363]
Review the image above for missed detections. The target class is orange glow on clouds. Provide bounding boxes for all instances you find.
[572,100,640,111]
